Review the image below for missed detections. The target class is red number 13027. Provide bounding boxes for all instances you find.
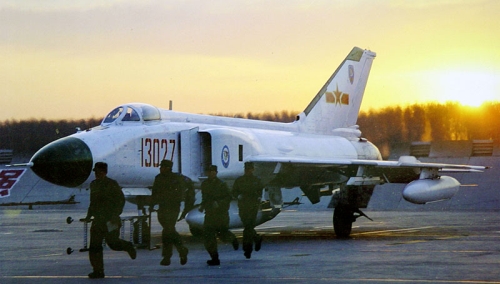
[141,138,176,167]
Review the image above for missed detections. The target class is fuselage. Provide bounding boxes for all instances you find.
[30,103,382,190]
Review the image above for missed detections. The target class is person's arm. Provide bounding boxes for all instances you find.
[179,177,195,220]
[85,206,93,221]
[150,176,159,209]
[232,178,241,199]
[198,182,206,212]
[84,183,94,221]
[114,181,125,216]
[220,181,232,208]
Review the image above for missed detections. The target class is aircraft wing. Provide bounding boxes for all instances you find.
[249,155,487,205]
[248,155,487,172]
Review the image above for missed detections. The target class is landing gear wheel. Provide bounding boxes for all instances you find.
[333,205,353,238]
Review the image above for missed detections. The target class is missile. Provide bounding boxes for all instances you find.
[402,176,460,204]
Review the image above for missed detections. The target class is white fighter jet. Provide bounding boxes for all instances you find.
[28,47,486,237]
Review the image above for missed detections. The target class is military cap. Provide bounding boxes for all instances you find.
[93,162,108,173]
[208,165,218,172]
[244,162,254,169]
[160,160,173,168]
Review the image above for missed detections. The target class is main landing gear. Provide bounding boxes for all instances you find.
[333,205,354,238]
[333,205,373,239]
[331,181,376,238]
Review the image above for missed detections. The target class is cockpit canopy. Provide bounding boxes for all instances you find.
[101,103,161,125]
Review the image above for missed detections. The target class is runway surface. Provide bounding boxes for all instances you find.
[1,208,500,283]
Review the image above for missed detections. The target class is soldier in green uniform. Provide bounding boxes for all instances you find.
[232,162,264,259]
[85,162,136,279]
[150,160,192,266]
[199,165,238,266]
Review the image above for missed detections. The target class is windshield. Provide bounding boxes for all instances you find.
[122,107,140,121]
[101,103,161,125]
[102,107,123,124]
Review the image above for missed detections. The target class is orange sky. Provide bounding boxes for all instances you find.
[1,0,500,121]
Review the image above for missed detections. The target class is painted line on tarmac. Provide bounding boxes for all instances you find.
[351,226,435,236]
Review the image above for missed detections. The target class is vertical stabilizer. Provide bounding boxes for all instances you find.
[297,47,376,135]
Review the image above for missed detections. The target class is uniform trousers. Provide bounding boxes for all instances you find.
[239,202,260,253]
[157,208,187,259]
[89,219,134,273]
[203,213,236,258]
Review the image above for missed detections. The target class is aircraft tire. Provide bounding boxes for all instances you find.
[333,205,353,238]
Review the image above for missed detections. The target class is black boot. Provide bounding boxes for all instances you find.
[160,257,171,266]
[127,245,137,260]
[232,238,239,250]
[88,270,105,279]
[243,243,252,259]
[207,252,220,266]
[244,251,252,259]
[207,258,220,266]
[255,235,263,252]
[180,247,188,265]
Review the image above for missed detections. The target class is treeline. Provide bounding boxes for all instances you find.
[0,111,299,155]
[1,103,499,155]
[358,102,500,153]
[0,118,102,154]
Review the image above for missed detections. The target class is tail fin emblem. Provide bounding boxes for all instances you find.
[349,65,354,84]
[325,84,349,106]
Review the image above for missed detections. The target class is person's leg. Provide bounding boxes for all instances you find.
[105,228,136,259]
[158,212,173,265]
[88,222,105,278]
[203,224,220,265]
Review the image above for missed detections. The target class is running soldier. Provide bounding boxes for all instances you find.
[150,160,192,266]
[199,165,238,265]
[85,162,136,279]
[232,162,264,259]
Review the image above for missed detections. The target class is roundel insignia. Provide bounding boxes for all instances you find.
[221,145,230,168]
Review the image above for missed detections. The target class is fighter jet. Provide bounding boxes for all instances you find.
[28,47,486,237]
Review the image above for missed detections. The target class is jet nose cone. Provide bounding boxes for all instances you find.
[30,137,93,187]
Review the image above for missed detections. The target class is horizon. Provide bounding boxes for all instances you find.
[1,99,498,123]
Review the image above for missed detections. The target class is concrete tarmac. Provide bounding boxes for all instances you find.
[1,208,500,283]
